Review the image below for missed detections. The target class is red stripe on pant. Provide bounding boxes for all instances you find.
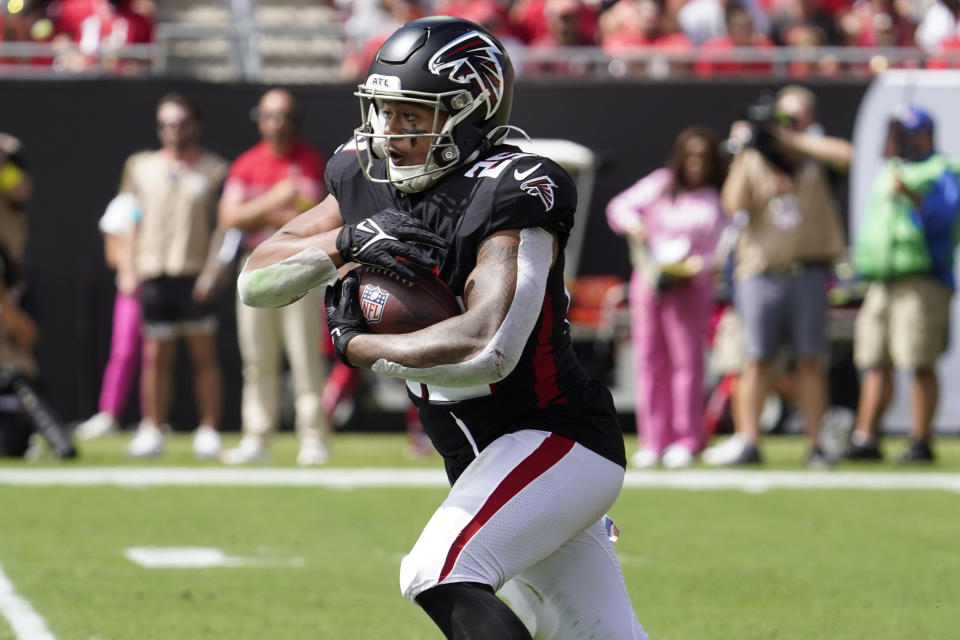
[437,433,575,583]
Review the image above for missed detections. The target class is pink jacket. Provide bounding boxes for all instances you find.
[606,168,727,279]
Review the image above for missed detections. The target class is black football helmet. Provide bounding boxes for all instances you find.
[353,16,515,193]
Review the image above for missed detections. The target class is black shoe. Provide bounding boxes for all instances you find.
[896,440,934,463]
[729,443,762,466]
[842,441,883,461]
[806,446,832,469]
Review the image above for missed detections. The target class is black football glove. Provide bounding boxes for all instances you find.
[324,271,368,367]
[336,209,447,282]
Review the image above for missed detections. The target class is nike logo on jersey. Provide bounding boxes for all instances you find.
[521,176,557,212]
[513,163,542,181]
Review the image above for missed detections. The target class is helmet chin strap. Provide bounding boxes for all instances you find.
[388,159,439,193]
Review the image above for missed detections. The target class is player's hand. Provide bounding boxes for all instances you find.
[335,209,447,282]
[324,271,368,367]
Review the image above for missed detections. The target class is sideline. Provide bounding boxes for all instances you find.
[0,467,959,492]
[0,562,57,640]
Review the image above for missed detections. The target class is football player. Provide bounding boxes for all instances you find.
[239,16,647,640]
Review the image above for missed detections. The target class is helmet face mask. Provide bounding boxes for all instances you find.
[353,84,471,193]
[352,17,514,193]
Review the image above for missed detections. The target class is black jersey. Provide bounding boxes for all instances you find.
[327,140,626,482]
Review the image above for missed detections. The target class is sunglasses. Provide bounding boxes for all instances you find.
[157,119,192,130]
[251,107,296,123]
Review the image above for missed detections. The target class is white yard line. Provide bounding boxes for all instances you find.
[0,562,57,640]
[0,467,958,492]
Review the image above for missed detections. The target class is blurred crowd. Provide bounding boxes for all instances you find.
[606,90,959,469]
[0,81,957,468]
[340,0,960,77]
[0,0,154,71]
[3,0,960,77]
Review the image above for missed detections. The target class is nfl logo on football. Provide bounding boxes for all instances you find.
[360,285,388,324]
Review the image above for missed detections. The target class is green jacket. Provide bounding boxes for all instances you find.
[854,154,960,281]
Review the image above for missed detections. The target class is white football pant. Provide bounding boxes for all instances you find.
[399,429,648,639]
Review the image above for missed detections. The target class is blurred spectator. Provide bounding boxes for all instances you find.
[218,88,333,467]
[916,0,959,53]
[531,0,597,45]
[920,0,960,68]
[838,0,916,47]
[341,0,423,80]
[341,0,407,46]
[0,0,56,66]
[0,132,31,267]
[510,0,598,44]
[769,0,842,46]
[121,93,229,459]
[0,133,74,459]
[525,0,599,73]
[926,33,960,67]
[431,0,524,55]
[0,131,35,376]
[695,2,775,76]
[606,126,727,468]
[845,106,960,463]
[780,20,842,77]
[51,0,154,71]
[703,86,851,467]
[677,0,771,45]
[0,245,37,380]
[73,194,143,440]
[602,0,692,48]
[602,0,693,76]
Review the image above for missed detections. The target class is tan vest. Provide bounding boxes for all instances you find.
[722,148,845,279]
[124,149,227,279]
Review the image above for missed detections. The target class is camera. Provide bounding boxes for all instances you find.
[723,93,794,173]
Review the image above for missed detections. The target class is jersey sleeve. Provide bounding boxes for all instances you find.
[324,138,365,202]
[490,156,577,236]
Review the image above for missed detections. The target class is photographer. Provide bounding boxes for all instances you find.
[0,136,74,458]
[845,106,960,463]
[703,85,852,467]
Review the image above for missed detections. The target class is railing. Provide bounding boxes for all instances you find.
[1,29,958,82]
[0,41,157,77]
[512,45,956,80]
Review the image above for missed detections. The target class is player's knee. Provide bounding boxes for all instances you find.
[415,582,532,640]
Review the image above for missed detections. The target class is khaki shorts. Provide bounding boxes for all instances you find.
[854,277,952,370]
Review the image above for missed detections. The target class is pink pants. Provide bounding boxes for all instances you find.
[98,291,143,417]
[631,271,712,455]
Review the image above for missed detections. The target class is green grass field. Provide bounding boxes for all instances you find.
[1,432,958,640]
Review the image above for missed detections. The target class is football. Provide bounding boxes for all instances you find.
[354,264,461,334]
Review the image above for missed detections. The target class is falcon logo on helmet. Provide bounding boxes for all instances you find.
[428,32,505,120]
[521,176,557,212]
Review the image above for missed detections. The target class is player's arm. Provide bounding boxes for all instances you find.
[240,195,449,308]
[330,227,558,387]
[237,192,346,308]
